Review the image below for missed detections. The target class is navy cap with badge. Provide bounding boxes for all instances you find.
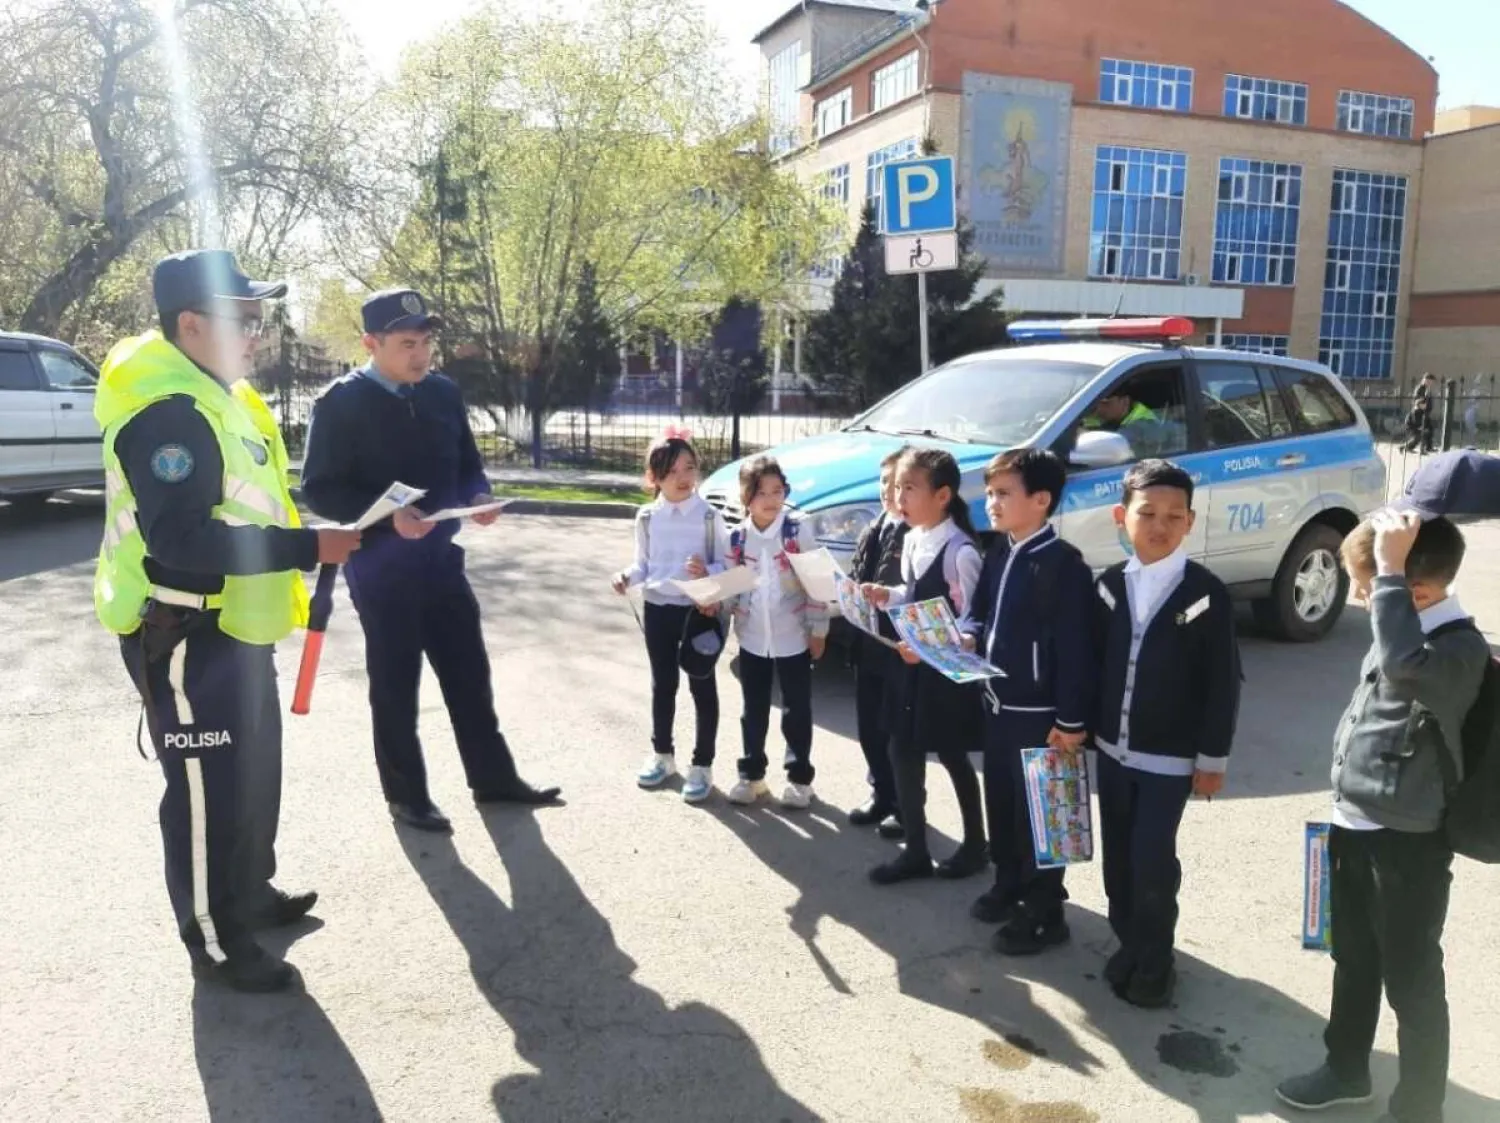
[1397,451,1500,521]
[152,249,287,316]
[362,289,445,335]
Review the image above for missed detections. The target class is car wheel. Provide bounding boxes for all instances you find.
[1252,523,1348,642]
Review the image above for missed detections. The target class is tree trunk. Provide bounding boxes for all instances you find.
[528,372,544,469]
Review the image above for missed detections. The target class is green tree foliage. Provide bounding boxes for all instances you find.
[0,0,356,339]
[803,204,1007,409]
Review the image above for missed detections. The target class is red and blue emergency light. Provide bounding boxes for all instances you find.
[1005,316,1195,344]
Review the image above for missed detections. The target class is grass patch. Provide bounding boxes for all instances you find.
[495,483,649,505]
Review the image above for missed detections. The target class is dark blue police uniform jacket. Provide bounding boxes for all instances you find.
[300,365,490,580]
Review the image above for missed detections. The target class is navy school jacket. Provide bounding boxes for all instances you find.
[959,524,1095,732]
[1091,559,1242,775]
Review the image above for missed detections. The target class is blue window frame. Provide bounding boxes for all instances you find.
[1221,334,1290,357]
[1223,74,1308,126]
[1088,146,1187,280]
[1099,59,1193,112]
[1337,90,1415,139]
[821,163,850,206]
[1212,158,1302,286]
[1319,169,1408,380]
[865,138,919,222]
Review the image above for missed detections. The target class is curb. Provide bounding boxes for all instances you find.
[289,487,637,521]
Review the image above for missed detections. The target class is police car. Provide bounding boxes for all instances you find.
[703,317,1385,642]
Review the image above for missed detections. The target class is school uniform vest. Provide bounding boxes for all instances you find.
[850,516,908,672]
[887,540,982,750]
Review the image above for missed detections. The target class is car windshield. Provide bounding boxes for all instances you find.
[849,357,1103,446]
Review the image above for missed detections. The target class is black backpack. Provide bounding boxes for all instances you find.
[1429,619,1500,863]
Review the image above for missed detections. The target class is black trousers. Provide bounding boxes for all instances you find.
[1323,826,1453,1123]
[854,658,895,807]
[984,709,1067,916]
[642,601,718,766]
[346,558,521,810]
[738,650,814,784]
[122,621,282,960]
[888,732,985,860]
[1096,752,1193,980]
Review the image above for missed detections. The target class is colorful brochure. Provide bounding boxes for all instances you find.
[1303,821,1333,952]
[886,597,1005,684]
[341,482,427,530]
[1021,747,1095,868]
[834,572,899,647]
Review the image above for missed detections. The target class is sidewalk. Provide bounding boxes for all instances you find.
[288,460,640,490]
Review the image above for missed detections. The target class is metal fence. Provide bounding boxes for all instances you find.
[1346,376,1500,454]
[253,361,857,475]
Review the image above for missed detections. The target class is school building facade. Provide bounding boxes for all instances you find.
[756,0,1498,388]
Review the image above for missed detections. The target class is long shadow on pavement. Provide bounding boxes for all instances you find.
[192,924,383,1122]
[398,812,820,1123]
[0,492,103,581]
[707,804,1500,1123]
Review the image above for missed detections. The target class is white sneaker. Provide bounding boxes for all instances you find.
[637,753,676,789]
[780,783,814,810]
[682,765,714,803]
[728,778,770,805]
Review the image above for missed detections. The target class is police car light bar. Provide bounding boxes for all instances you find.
[1006,316,1195,343]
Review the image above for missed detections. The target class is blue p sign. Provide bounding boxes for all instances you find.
[881,156,956,235]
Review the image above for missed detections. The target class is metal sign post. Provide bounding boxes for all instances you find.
[880,157,958,374]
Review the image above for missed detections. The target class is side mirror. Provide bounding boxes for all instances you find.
[1069,428,1134,470]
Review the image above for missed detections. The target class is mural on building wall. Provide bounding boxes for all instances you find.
[961,73,1072,274]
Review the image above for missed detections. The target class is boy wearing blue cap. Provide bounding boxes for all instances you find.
[301,289,560,833]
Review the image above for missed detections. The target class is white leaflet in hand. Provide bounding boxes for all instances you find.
[667,565,759,606]
[787,548,839,604]
[342,482,427,530]
[420,499,513,523]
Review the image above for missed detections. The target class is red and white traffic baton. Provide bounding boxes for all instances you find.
[291,563,339,716]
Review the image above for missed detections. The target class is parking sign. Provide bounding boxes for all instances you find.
[880,156,956,236]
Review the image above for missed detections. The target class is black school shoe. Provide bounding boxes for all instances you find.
[1122,966,1177,1009]
[876,814,906,840]
[869,849,935,885]
[248,888,318,929]
[849,798,895,827]
[1273,1065,1374,1112]
[1104,947,1135,996]
[191,945,297,994]
[993,909,1070,956]
[969,885,1017,924]
[935,841,988,880]
[389,802,453,833]
[473,778,563,806]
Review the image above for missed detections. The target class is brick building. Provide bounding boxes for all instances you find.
[755,0,1466,386]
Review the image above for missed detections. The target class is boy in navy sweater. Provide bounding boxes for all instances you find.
[1092,459,1240,1008]
[960,449,1096,956]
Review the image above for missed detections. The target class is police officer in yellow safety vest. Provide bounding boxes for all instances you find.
[1084,390,1158,432]
[95,250,362,993]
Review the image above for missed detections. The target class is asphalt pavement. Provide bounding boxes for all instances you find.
[2,494,1497,1123]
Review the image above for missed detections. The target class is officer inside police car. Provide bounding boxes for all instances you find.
[94,249,362,993]
[299,289,560,835]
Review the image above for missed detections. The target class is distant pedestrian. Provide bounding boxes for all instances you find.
[862,447,988,885]
[723,455,829,810]
[845,448,910,836]
[1403,373,1437,454]
[1091,459,1241,1008]
[1277,512,1486,1123]
[612,432,731,802]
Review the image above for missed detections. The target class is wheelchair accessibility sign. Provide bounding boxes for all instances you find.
[884,231,959,275]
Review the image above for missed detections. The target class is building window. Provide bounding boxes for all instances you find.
[1220,334,1290,357]
[1212,158,1302,287]
[866,137,919,221]
[821,163,850,205]
[871,51,918,113]
[1337,90,1414,139]
[810,255,846,281]
[815,88,852,138]
[1319,169,1407,379]
[1223,74,1308,126]
[1088,146,1187,281]
[1099,59,1194,112]
[767,42,802,155]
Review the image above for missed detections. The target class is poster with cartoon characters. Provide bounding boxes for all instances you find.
[834,573,898,648]
[1021,747,1094,869]
[885,597,1005,684]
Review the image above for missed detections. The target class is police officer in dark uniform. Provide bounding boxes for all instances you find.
[95,250,362,992]
[300,289,560,832]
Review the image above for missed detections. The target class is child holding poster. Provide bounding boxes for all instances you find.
[1091,460,1241,1008]
[958,448,1096,957]
[861,448,987,884]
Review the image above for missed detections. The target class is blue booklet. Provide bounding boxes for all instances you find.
[1302,821,1333,952]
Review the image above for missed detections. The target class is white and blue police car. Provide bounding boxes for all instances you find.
[703,317,1386,642]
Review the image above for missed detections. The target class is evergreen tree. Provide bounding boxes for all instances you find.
[555,262,620,457]
[803,203,1007,409]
